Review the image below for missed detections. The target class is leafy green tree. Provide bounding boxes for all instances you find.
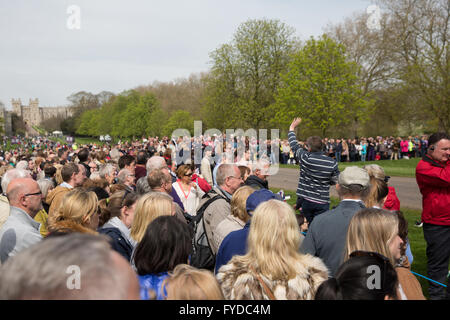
[163,110,194,137]
[204,18,299,130]
[273,35,372,137]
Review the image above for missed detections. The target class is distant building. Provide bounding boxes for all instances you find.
[11,98,73,127]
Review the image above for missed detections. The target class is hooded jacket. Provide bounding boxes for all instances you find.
[415,155,450,225]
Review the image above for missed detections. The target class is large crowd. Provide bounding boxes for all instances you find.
[0,123,448,301]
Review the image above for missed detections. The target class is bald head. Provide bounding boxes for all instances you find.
[7,178,42,216]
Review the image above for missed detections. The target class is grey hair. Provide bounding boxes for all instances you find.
[337,184,371,200]
[146,156,167,173]
[15,160,29,170]
[0,233,131,300]
[252,159,270,174]
[136,176,152,195]
[1,168,31,195]
[117,169,132,184]
[216,164,238,186]
[37,179,55,199]
[98,164,116,179]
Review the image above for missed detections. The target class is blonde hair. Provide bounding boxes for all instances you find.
[363,164,389,208]
[344,208,399,265]
[232,199,304,280]
[363,164,386,180]
[163,264,224,300]
[230,186,255,223]
[54,164,63,185]
[130,192,174,243]
[49,189,98,231]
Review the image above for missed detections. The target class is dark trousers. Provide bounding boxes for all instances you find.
[423,223,450,300]
[299,198,329,224]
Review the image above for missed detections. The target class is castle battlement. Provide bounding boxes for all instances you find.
[10,98,73,127]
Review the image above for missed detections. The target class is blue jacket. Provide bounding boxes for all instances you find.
[98,227,133,262]
[138,272,169,300]
[214,221,250,274]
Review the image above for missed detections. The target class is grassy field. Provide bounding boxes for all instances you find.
[281,158,421,178]
[271,188,433,299]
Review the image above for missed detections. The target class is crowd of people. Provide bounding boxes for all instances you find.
[0,123,448,301]
[281,135,429,164]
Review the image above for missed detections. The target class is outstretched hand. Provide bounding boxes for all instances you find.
[289,117,302,131]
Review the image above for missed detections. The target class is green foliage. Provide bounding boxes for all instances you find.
[203,18,299,130]
[163,110,194,137]
[273,35,372,137]
[74,90,166,139]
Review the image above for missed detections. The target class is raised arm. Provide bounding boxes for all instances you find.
[288,117,305,160]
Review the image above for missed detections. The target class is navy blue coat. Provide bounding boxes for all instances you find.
[98,227,133,262]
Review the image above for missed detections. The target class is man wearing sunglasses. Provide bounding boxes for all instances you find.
[0,178,43,262]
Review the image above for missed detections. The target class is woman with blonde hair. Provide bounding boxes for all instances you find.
[344,208,424,300]
[213,186,255,250]
[47,189,99,235]
[163,264,224,300]
[363,164,400,211]
[130,192,175,244]
[217,199,328,300]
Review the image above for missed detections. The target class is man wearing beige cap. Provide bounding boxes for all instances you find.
[300,166,371,277]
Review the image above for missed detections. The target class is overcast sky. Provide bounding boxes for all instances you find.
[0,0,373,109]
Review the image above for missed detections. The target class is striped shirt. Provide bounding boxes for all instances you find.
[288,131,339,204]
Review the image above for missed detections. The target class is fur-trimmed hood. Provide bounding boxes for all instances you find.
[217,253,328,300]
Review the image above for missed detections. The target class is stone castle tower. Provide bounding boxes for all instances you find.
[10,98,73,128]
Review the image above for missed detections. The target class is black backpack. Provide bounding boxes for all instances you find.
[189,190,229,270]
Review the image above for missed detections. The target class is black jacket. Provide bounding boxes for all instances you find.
[245,175,269,190]
[98,227,133,262]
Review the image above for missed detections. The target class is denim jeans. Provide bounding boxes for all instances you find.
[300,198,329,224]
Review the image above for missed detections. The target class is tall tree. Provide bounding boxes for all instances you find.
[378,0,450,133]
[204,18,299,130]
[273,36,371,137]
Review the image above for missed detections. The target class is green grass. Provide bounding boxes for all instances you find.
[281,158,421,178]
[271,188,432,299]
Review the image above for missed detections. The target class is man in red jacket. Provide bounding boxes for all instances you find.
[416,132,450,300]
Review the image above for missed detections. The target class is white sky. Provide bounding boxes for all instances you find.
[0,0,373,108]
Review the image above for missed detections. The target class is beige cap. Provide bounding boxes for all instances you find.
[338,166,370,188]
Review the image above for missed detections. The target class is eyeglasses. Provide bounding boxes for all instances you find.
[349,250,390,290]
[228,176,243,181]
[24,191,42,197]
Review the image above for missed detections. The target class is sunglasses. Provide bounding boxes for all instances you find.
[184,173,193,177]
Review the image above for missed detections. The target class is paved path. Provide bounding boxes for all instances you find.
[267,167,422,210]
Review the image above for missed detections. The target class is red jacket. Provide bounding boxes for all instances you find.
[383,186,400,211]
[416,155,450,225]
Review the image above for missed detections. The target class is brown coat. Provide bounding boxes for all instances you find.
[45,186,71,224]
[396,258,426,300]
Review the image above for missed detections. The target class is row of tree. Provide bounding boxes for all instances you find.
[38,0,448,139]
